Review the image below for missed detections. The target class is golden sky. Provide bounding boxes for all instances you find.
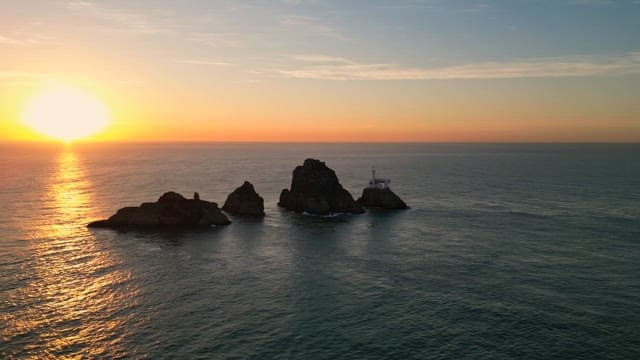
[1,1,640,142]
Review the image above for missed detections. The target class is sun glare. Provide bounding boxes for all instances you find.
[21,85,110,142]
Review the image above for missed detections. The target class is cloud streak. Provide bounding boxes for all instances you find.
[186,32,242,48]
[0,35,24,45]
[65,0,174,34]
[278,52,640,80]
[279,15,346,40]
[175,59,231,66]
[65,1,246,50]
[290,54,356,64]
[0,33,59,46]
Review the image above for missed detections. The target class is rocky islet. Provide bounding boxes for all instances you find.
[88,158,406,229]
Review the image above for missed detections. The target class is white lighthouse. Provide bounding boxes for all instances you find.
[368,165,391,189]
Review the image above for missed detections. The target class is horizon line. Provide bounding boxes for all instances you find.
[2,140,640,145]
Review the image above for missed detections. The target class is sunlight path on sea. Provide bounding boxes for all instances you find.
[1,150,139,359]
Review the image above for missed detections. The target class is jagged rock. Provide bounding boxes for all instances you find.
[222,181,265,217]
[88,191,230,229]
[278,158,364,215]
[357,188,408,210]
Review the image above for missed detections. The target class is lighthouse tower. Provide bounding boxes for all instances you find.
[368,165,391,189]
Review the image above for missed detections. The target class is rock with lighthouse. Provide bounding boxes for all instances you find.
[357,166,408,210]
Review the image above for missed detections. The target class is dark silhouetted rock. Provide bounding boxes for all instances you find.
[88,191,230,229]
[222,181,265,217]
[278,158,364,215]
[357,188,408,210]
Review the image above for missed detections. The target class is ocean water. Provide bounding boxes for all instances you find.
[1,143,639,359]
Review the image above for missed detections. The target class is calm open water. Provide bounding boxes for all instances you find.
[1,143,639,359]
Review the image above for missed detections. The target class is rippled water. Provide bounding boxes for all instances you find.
[1,143,639,359]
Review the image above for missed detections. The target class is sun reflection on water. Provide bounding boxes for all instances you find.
[1,149,138,359]
[47,151,92,239]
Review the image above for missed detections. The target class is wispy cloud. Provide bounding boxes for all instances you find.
[65,0,175,34]
[291,54,355,64]
[186,32,242,48]
[568,0,618,6]
[279,15,346,40]
[460,3,493,13]
[0,33,59,46]
[65,1,248,50]
[0,35,24,45]
[175,59,231,66]
[278,52,640,80]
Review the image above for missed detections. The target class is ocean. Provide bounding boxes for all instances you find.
[1,143,639,359]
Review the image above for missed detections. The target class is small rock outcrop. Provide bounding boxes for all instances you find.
[278,158,364,215]
[222,181,265,217]
[88,191,231,229]
[357,188,408,210]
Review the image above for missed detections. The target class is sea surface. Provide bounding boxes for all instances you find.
[1,143,639,359]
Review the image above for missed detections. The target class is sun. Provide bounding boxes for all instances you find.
[21,85,110,142]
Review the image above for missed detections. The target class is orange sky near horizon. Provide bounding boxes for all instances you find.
[3,77,638,143]
[2,71,639,143]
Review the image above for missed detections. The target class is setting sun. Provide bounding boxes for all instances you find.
[21,85,110,142]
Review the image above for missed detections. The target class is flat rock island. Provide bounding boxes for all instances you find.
[222,181,265,217]
[88,191,231,229]
[278,158,364,215]
[357,188,408,209]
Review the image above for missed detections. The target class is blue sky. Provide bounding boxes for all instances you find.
[3,0,640,79]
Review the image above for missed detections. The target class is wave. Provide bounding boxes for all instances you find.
[302,211,345,218]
